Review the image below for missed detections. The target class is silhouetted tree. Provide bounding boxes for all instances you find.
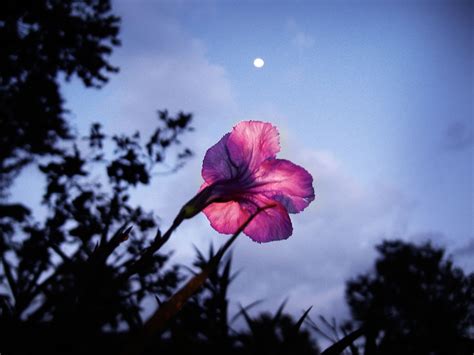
[345,240,474,355]
[0,111,194,354]
[0,0,120,192]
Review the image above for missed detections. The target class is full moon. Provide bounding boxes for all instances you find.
[253,57,265,68]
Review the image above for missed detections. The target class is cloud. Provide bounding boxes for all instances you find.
[286,17,315,52]
[452,239,474,272]
[225,145,414,320]
[292,32,315,50]
[453,239,474,257]
[98,0,238,135]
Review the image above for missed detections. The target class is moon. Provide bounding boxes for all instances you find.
[253,57,265,68]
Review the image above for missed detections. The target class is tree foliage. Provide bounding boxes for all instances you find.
[0,0,121,192]
[0,111,194,353]
[345,240,474,355]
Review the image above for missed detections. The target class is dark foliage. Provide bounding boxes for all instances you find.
[234,306,317,355]
[0,111,194,354]
[154,246,320,355]
[0,0,121,192]
[345,240,474,355]
[162,246,236,352]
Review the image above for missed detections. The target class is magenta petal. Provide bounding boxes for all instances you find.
[227,121,280,173]
[203,200,250,235]
[201,133,237,184]
[243,199,293,243]
[252,159,315,213]
[199,120,315,242]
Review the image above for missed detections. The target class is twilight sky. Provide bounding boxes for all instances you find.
[12,0,473,321]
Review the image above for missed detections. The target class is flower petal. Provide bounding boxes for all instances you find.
[242,198,293,243]
[227,121,280,173]
[202,200,250,235]
[201,133,238,183]
[203,194,293,243]
[252,159,315,213]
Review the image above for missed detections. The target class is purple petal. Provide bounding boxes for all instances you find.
[203,200,250,234]
[203,193,293,243]
[227,121,280,174]
[242,197,293,243]
[201,133,238,184]
[252,159,315,213]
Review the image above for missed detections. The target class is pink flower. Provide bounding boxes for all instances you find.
[198,121,315,243]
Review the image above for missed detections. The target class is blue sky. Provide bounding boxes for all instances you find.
[12,0,473,321]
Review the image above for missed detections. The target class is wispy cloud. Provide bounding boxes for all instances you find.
[453,239,474,259]
[292,32,315,50]
[94,0,238,135]
[286,17,315,52]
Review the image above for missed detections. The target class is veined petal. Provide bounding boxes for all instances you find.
[203,193,293,243]
[242,197,293,243]
[227,121,280,173]
[203,200,250,235]
[201,133,237,183]
[199,120,315,242]
[251,158,315,213]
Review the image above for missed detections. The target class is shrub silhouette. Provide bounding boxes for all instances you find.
[0,112,194,354]
[345,240,474,355]
[153,246,320,355]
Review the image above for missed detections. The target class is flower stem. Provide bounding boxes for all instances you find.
[122,213,185,279]
[120,204,273,355]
